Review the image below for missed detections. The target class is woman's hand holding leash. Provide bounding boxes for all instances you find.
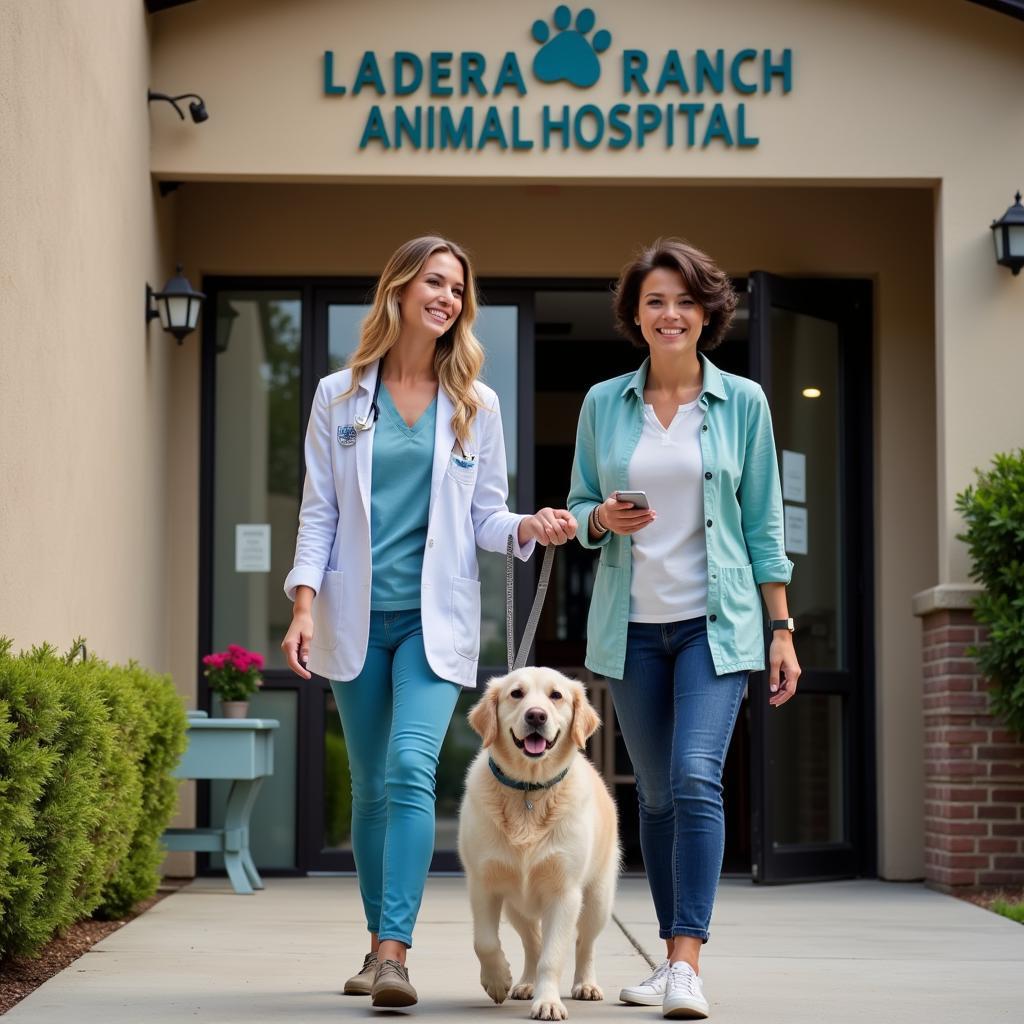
[282,585,315,679]
[519,507,577,546]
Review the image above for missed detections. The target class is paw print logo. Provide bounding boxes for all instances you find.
[531,6,612,89]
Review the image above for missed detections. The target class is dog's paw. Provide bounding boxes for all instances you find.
[480,959,513,1004]
[530,997,569,1020]
[510,982,535,1000]
[570,981,603,1001]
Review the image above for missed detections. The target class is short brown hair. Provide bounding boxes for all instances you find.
[613,238,737,352]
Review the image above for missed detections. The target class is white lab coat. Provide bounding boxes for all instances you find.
[283,360,534,687]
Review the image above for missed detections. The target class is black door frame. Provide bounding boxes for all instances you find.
[748,273,877,883]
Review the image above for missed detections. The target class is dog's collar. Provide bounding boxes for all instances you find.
[488,756,570,792]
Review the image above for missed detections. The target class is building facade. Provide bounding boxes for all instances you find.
[3,0,1023,887]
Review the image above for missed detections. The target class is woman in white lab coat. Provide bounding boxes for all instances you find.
[281,236,575,1009]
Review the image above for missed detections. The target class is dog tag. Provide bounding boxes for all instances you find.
[524,797,534,812]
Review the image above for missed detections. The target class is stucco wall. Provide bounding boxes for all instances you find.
[0,1,175,667]
[148,0,1024,591]
[169,180,936,877]
[0,1,194,869]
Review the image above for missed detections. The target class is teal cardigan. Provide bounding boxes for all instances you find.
[567,354,793,680]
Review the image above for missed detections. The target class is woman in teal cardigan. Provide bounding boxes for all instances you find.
[568,238,801,1020]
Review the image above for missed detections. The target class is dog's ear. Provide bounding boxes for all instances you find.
[570,684,601,749]
[468,678,502,748]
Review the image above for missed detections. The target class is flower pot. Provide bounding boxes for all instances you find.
[220,701,250,719]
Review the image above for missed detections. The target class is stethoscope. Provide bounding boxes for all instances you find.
[355,371,383,431]
[338,371,476,462]
[338,372,382,447]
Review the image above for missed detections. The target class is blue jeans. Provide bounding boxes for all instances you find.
[331,609,460,948]
[609,618,748,943]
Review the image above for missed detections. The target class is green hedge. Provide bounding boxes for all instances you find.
[0,639,187,958]
[956,449,1024,741]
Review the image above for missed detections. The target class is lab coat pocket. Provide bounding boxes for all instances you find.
[311,569,344,651]
[451,576,481,660]
[446,453,477,486]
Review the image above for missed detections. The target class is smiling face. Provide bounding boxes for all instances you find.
[635,266,709,356]
[398,250,465,340]
[468,667,601,780]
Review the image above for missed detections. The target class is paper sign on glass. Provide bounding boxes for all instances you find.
[784,505,808,555]
[782,450,806,503]
[236,524,271,573]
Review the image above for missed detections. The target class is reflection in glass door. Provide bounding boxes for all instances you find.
[748,273,874,883]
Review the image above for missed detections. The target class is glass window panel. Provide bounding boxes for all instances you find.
[328,303,370,371]
[320,302,519,855]
[210,689,298,869]
[474,305,518,669]
[769,693,845,846]
[323,689,351,851]
[212,292,301,672]
[769,311,843,670]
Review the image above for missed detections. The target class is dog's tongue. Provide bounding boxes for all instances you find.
[524,733,547,755]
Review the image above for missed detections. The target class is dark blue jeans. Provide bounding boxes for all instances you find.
[609,618,748,942]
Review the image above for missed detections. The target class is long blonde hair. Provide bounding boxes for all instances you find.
[343,236,484,444]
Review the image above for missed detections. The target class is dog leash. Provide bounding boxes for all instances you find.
[501,535,559,811]
[505,535,556,672]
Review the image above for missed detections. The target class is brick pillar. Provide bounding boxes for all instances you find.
[915,585,1024,890]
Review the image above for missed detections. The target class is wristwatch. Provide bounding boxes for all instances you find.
[770,618,795,633]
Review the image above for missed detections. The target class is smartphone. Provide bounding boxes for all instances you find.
[614,490,650,510]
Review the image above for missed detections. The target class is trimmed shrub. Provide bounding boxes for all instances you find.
[0,640,187,958]
[98,661,187,918]
[956,449,1024,740]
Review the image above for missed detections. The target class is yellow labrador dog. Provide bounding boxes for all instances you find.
[458,668,619,1021]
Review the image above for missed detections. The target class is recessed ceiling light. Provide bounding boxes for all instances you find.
[802,387,822,399]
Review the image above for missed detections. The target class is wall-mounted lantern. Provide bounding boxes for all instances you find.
[991,192,1024,276]
[146,265,205,344]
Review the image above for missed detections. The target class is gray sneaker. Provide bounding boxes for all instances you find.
[343,952,378,995]
[371,958,418,1007]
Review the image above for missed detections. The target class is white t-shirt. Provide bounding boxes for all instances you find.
[627,398,708,622]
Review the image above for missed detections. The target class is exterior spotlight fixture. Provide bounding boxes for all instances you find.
[991,191,1024,276]
[147,88,209,123]
[146,265,205,344]
[801,387,822,399]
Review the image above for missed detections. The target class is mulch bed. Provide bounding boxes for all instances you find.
[0,880,190,1015]
[954,884,1024,916]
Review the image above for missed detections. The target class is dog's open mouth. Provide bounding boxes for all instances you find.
[511,729,560,758]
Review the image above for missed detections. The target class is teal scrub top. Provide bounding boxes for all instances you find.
[369,385,437,611]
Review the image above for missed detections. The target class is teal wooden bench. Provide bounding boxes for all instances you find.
[163,714,280,894]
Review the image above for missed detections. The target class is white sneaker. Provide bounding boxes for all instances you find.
[662,961,709,1019]
[619,959,670,1005]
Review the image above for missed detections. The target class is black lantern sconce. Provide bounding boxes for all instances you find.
[991,192,1024,276]
[146,266,205,344]
[147,89,209,123]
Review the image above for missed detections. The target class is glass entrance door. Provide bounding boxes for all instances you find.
[747,273,874,883]
[302,287,531,871]
[200,274,874,883]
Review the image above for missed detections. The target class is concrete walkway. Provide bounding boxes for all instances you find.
[7,876,1023,1023]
